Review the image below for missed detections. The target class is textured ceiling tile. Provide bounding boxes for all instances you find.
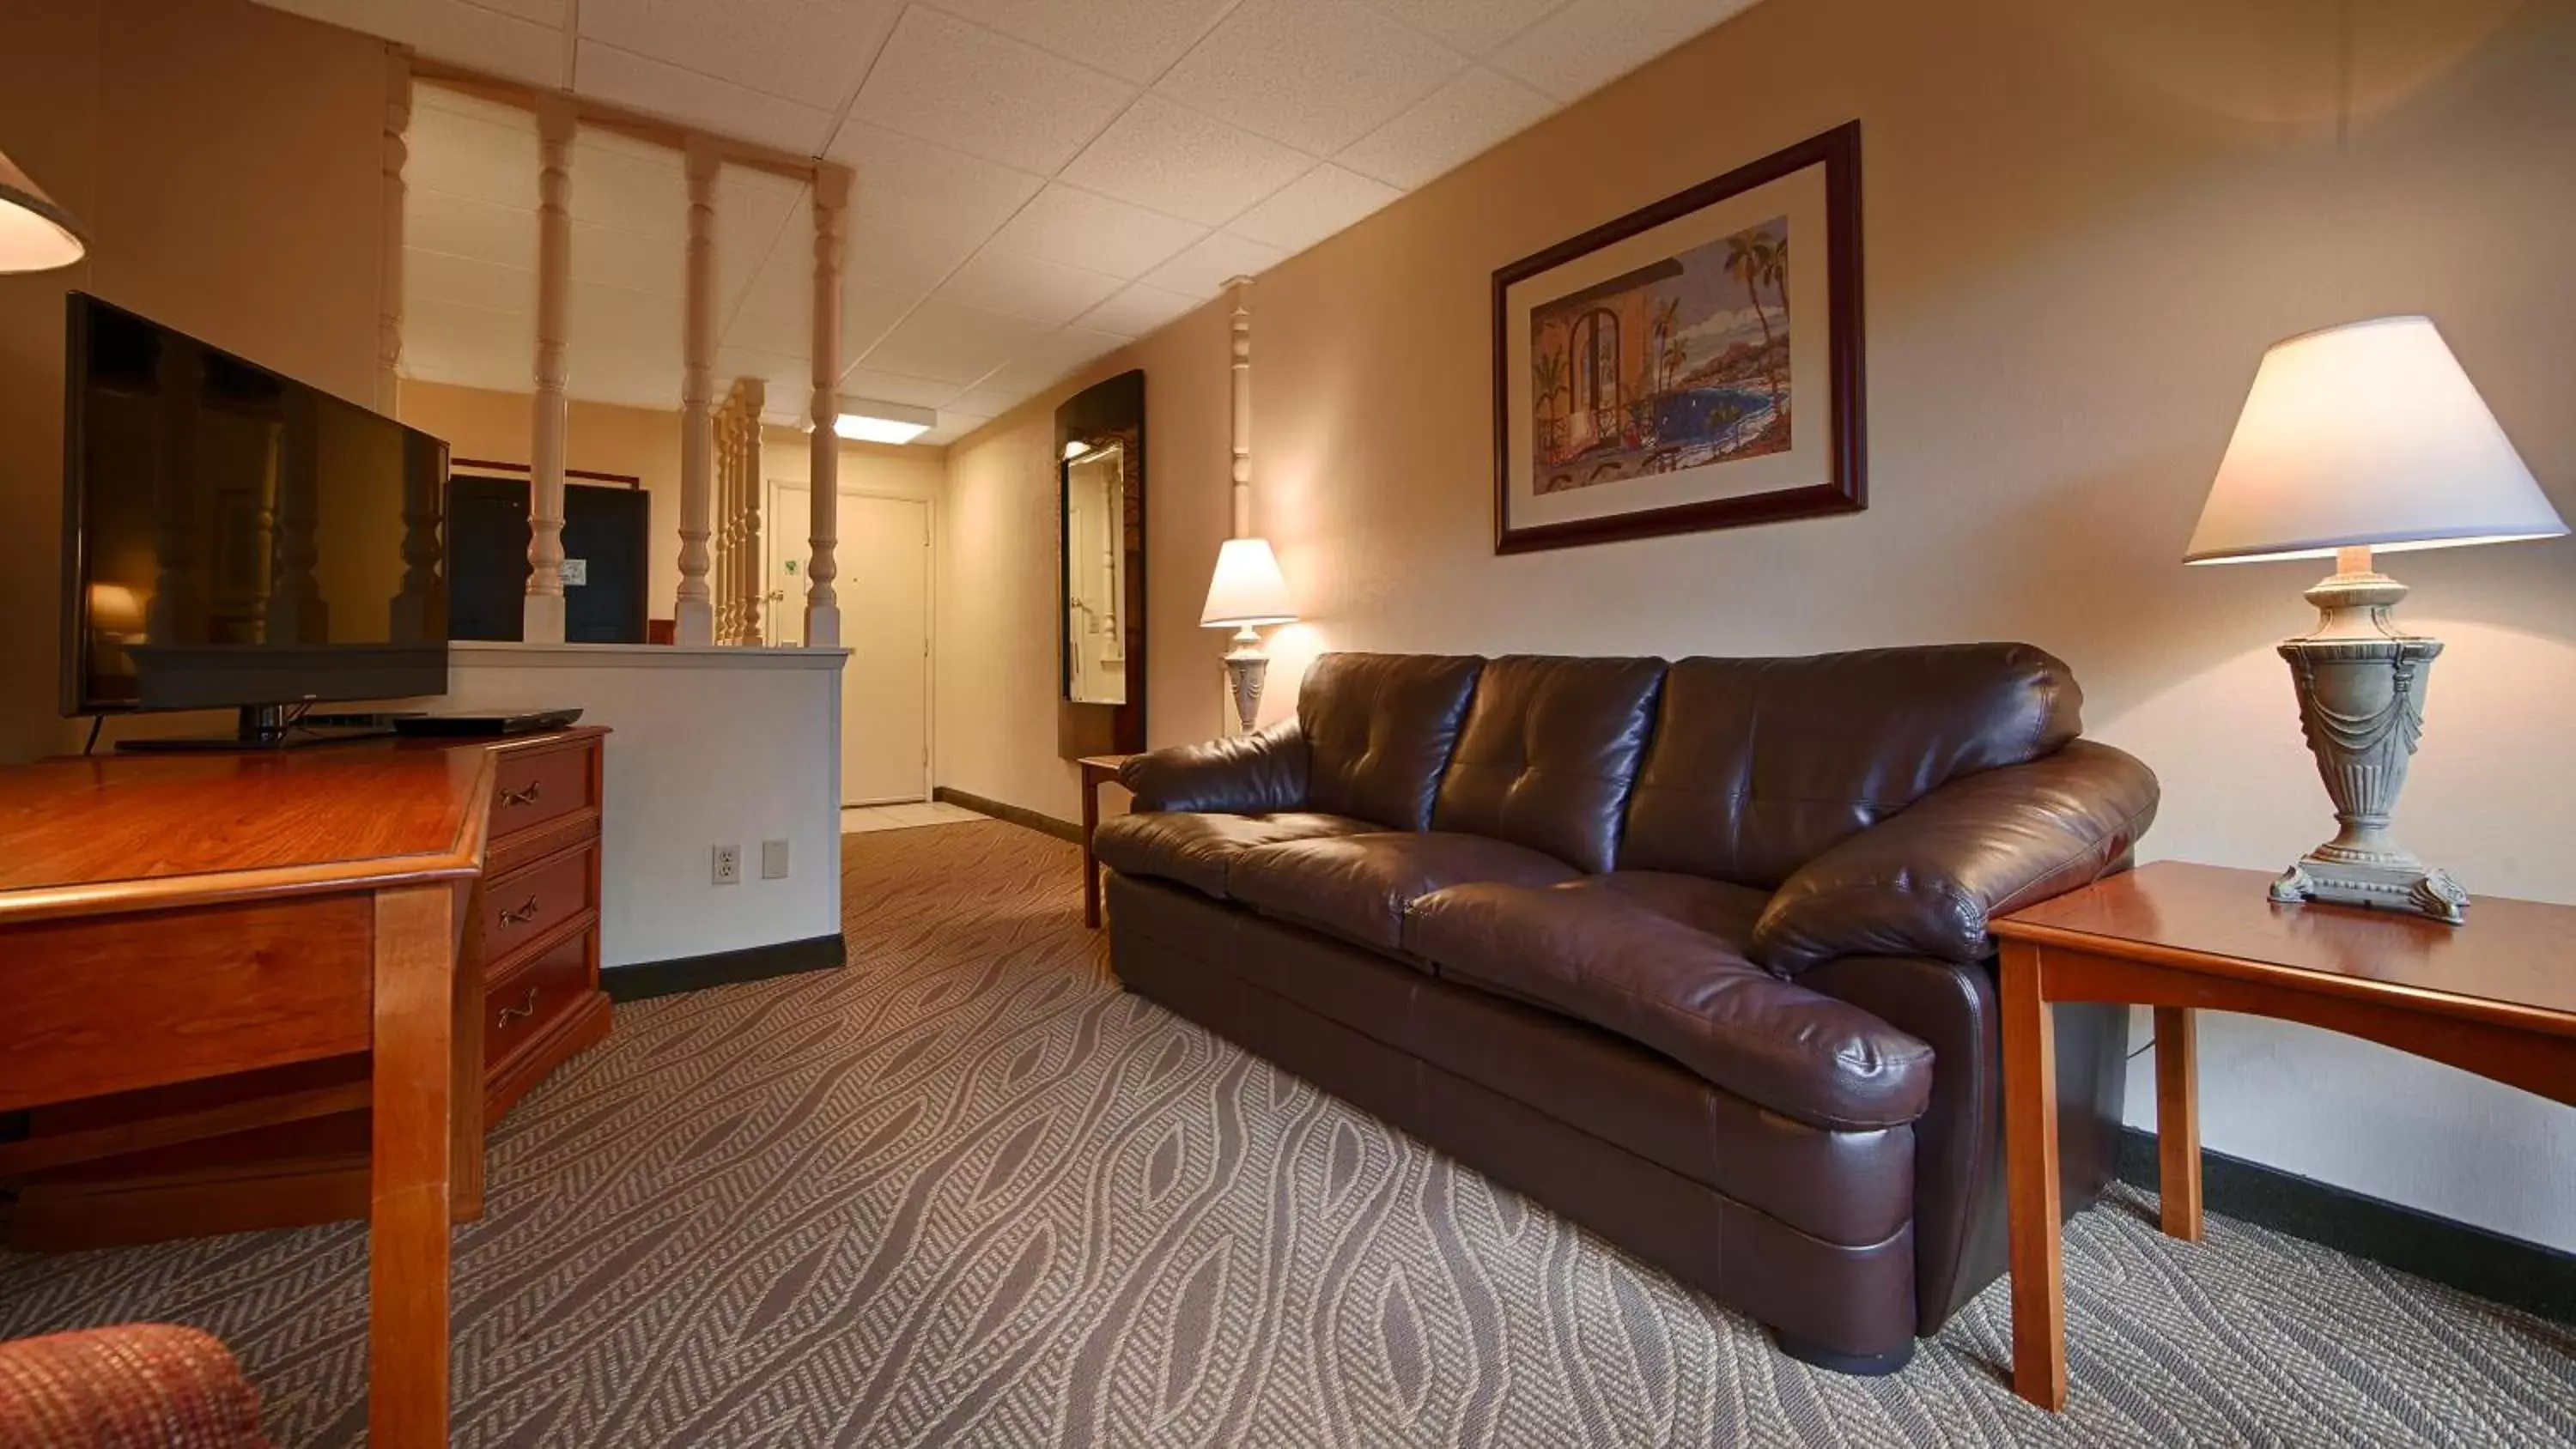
[1057,95,1315,228]
[827,121,1047,242]
[575,39,837,155]
[1335,65,1552,189]
[843,282,923,361]
[407,191,537,270]
[1358,0,1564,55]
[401,295,538,389]
[860,298,1058,384]
[1140,231,1286,298]
[577,0,901,110]
[945,385,1030,418]
[848,215,982,297]
[714,345,817,413]
[975,324,1128,395]
[918,410,991,446]
[569,144,685,237]
[360,0,566,88]
[987,185,1205,281]
[934,251,1125,326]
[574,221,684,299]
[407,100,538,209]
[1154,0,1463,155]
[1225,164,1400,254]
[839,367,971,409]
[1077,282,1201,339]
[847,9,1137,174]
[407,247,533,314]
[1489,0,1756,102]
[929,0,1236,85]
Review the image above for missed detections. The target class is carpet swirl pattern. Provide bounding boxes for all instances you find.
[3,820,2570,1446]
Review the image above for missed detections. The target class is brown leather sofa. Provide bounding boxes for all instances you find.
[1096,646,2157,1373]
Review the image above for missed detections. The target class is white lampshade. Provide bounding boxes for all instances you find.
[2185,316,2565,564]
[0,147,85,273]
[1200,537,1297,627]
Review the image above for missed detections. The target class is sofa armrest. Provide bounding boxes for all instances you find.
[1750,740,2159,976]
[0,1325,273,1448]
[1118,721,1310,814]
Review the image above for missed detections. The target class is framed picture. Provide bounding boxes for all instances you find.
[1493,121,1864,554]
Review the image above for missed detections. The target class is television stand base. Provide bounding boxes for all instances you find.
[114,704,398,754]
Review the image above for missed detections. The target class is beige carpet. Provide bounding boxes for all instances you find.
[3,819,2570,1446]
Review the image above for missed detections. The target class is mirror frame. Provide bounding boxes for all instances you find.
[1056,370,1145,758]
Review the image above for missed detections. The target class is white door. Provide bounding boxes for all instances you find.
[769,486,930,805]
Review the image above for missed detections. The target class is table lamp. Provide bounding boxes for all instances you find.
[2187,315,2566,923]
[0,146,87,272]
[1200,537,1296,734]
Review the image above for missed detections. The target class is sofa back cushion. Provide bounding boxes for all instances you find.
[1297,652,1485,830]
[1430,656,1666,872]
[1619,643,2082,888]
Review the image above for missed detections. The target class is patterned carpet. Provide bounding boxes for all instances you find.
[3,819,2571,1446]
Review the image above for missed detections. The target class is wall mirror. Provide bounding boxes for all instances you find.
[1057,370,1145,757]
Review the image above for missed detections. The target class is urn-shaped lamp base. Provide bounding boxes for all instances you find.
[2270,548,2468,925]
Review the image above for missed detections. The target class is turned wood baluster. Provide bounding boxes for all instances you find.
[805,166,848,650]
[525,96,574,645]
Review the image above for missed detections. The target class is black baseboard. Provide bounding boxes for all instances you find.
[933,785,1080,842]
[2115,1126,2573,1324]
[604,932,846,1003]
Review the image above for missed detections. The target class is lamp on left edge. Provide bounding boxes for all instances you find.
[0,147,86,273]
[1200,537,1297,735]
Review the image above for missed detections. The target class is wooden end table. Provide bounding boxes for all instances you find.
[1078,755,1135,929]
[1990,860,2576,1410]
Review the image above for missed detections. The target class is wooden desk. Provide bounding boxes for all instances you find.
[0,737,585,1449]
[1991,861,2576,1411]
[1078,754,1134,929]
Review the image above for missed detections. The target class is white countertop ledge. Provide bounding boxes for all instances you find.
[447,640,849,671]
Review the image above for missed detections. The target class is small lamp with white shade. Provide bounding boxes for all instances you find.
[1201,537,1296,734]
[0,146,87,273]
[2188,314,2566,922]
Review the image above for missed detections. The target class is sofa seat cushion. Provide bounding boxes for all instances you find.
[1404,882,1933,1131]
[1094,810,1379,900]
[1230,832,1581,951]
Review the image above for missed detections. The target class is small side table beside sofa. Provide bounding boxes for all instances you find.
[1078,754,1136,929]
[1991,860,2576,1411]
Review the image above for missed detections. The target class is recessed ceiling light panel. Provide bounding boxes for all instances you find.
[832,397,938,445]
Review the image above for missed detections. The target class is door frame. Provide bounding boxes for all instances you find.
[766,476,936,807]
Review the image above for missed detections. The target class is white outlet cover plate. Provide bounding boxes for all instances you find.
[761,840,789,879]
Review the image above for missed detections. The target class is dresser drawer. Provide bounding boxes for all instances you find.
[489,742,595,845]
[481,844,596,967]
[483,929,593,1071]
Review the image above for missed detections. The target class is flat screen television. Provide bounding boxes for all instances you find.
[60,293,452,747]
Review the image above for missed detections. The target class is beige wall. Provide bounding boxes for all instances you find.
[0,0,389,758]
[942,0,2576,1246]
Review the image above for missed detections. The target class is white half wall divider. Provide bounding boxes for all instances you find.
[444,641,848,971]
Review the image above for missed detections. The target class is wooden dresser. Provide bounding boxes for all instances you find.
[2,728,613,1251]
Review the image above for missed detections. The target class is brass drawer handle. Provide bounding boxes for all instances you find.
[496,985,540,1028]
[499,896,542,927]
[500,780,544,807]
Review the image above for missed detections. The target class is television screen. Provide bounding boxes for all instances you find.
[60,293,453,714]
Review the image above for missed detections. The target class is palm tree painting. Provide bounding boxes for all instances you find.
[1494,121,1863,553]
[1526,215,1793,493]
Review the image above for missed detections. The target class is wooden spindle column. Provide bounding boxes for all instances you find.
[1229,276,1256,538]
[805,166,849,650]
[740,377,766,643]
[525,95,574,644]
[377,46,410,415]
[675,135,720,646]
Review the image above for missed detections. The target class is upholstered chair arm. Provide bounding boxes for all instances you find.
[1118,720,1311,814]
[0,1325,274,1447]
[1750,740,2160,976]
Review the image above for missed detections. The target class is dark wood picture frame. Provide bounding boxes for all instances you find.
[1492,120,1865,555]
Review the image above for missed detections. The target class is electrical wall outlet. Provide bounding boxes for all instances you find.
[760,840,789,880]
[713,844,741,886]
